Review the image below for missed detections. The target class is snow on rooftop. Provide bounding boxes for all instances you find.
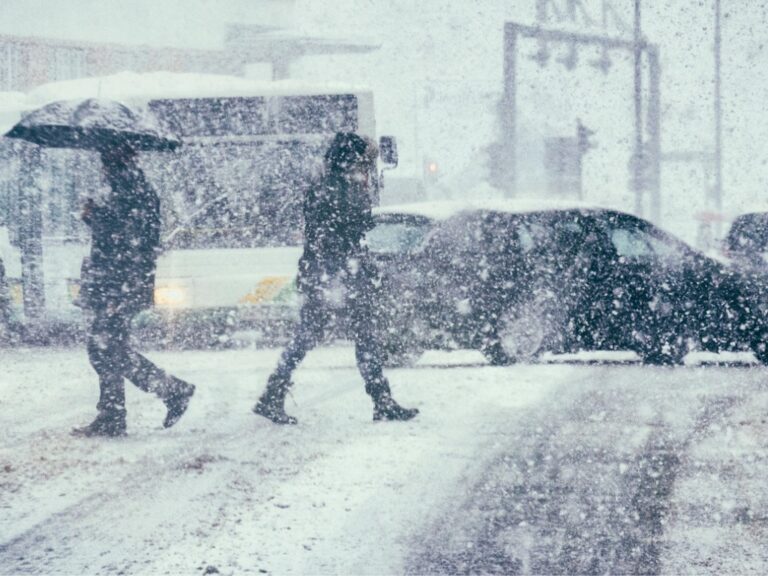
[26,71,372,106]
[0,91,36,134]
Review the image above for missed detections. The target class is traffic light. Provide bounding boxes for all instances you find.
[423,158,439,185]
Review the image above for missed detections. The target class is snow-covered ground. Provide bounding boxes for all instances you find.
[0,346,553,574]
[1,346,768,574]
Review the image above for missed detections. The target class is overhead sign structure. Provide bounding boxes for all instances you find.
[501,21,661,222]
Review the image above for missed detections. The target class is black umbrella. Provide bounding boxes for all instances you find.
[4,97,180,151]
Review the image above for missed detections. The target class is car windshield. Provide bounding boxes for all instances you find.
[366,218,432,254]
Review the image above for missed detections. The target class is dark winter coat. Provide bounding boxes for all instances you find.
[297,133,377,297]
[81,160,161,315]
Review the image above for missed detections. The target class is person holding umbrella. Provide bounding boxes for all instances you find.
[73,141,195,437]
[253,132,419,425]
[6,98,195,437]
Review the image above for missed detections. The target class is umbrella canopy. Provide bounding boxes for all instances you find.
[3,97,180,152]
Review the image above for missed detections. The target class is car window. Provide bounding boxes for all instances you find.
[608,221,687,263]
[610,228,654,259]
[366,220,431,254]
[526,213,587,257]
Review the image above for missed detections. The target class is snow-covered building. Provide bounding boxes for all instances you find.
[0,33,245,92]
[0,24,379,91]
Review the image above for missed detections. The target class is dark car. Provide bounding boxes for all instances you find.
[722,212,768,358]
[368,200,768,366]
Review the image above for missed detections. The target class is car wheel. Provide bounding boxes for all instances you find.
[482,293,560,366]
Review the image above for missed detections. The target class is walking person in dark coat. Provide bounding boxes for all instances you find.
[253,132,419,424]
[73,142,195,437]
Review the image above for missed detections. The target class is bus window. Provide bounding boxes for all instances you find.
[278,95,358,134]
[150,97,270,137]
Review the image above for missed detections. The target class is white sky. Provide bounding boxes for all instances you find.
[1,0,767,238]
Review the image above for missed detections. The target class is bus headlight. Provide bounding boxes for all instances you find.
[154,284,189,308]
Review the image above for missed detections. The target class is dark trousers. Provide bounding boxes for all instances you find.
[87,309,179,413]
[273,278,390,399]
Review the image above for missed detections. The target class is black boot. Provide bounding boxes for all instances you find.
[253,374,297,425]
[72,408,127,437]
[162,377,195,429]
[373,394,419,422]
[74,377,127,437]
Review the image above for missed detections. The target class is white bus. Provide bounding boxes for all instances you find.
[0,73,398,344]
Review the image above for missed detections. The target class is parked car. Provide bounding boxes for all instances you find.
[368,200,768,366]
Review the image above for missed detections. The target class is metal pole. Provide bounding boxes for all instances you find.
[647,46,661,223]
[503,24,518,197]
[633,0,644,216]
[714,0,723,234]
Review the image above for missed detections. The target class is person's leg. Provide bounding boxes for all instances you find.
[123,342,195,429]
[73,310,129,436]
[348,270,419,422]
[276,292,330,377]
[254,292,330,424]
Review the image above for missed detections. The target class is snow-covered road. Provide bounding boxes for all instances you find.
[2,347,768,575]
[411,360,768,575]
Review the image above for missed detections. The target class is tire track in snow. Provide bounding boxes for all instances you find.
[409,366,746,575]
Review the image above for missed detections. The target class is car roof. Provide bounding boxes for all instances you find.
[731,212,768,226]
[373,198,627,221]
